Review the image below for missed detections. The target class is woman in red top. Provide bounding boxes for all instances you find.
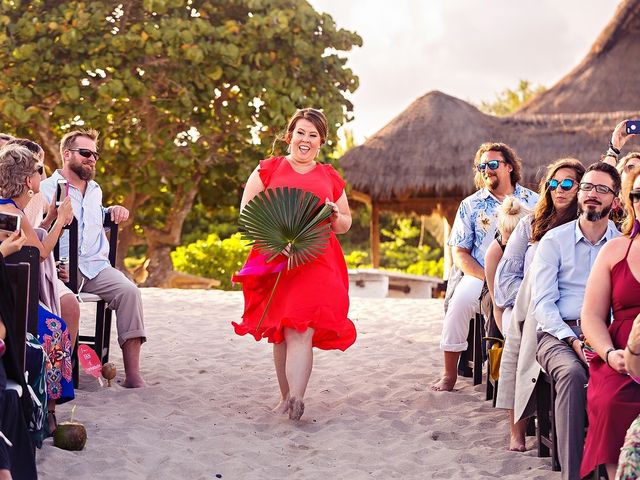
[233,108,356,421]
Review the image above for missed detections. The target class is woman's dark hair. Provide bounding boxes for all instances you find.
[531,158,585,242]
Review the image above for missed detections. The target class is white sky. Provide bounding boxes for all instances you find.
[307,0,621,143]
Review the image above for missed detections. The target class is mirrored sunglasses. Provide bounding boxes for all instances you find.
[476,160,505,172]
[68,148,99,160]
[547,178,575,191]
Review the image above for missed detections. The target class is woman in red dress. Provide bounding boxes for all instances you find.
[581,168,640,478]
[232,108,356,421]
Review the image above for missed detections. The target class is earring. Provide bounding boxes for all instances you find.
[286,144,291,154]
[27,189,34,198]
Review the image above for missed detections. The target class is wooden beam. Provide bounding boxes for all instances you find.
[371,201,381,268]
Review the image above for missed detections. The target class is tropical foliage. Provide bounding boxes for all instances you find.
[479,80,546,116]
[0,0,361,285]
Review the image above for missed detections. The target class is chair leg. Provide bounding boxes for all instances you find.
[549,375,561,472]
[94,301,107,364]
[102,309,113,364]
[72,338,79,388]
[458,317,474,378]
[536,376,551,458]
[472,312,483,386]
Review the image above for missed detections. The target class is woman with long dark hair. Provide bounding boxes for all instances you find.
[494,157,585,452]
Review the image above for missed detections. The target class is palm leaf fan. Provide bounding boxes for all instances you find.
[238,187,334,331]
[239,187,334,270]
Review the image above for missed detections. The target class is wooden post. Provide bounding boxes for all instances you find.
[371,201,381,268]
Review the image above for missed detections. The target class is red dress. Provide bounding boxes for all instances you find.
[232,157,356,351]
[581,237,640,478]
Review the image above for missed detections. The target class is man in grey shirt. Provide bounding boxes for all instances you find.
[532,162,621,480]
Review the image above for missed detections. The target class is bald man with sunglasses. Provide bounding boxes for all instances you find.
[40,128,146,388]
[432,142,538,392]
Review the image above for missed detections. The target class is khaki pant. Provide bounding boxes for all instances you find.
[80,267,146,347]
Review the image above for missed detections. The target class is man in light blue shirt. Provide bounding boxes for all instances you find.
[433,142,538,392]
[40,129,146,388]
[533,162,621,480]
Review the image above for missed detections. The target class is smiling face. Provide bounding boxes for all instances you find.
[550,167,579,211]
[64,136,98,181]
[286,118,322,164]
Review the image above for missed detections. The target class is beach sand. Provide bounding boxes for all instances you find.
[36,288,558,479]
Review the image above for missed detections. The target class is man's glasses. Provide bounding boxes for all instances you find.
[579,182,616,195]
[33,164,44,176]
[548,178,575,191]
[630,189,640,203]
[68,148,99,160]
[476,160,506,172]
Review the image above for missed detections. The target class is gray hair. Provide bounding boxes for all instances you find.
[0,144,39,198]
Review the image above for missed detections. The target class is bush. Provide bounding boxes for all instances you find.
[171,232,250,290]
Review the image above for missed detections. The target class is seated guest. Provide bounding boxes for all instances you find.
[494,157,584,452]
[0,236,37,480]
[533,162,621,480]
[580,168,640,479]
[0,144,76,434]
[8,138,80,349]
[433,142,537,391]
[40,129,147,388]
[484,196,530,334]
[602,119,638,220]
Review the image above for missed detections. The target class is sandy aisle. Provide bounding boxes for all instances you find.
[36,288,558,480]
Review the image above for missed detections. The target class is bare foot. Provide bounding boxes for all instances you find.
[431,375,456,391]
[288,397,305,421]
[509,434,526,452]
[122,374,146,388]
[272,396,290,415]
[47,410,57,436]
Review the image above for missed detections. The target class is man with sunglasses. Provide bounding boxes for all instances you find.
[532,162,621,479]
[433,142,537,392]
[40,129,146,388]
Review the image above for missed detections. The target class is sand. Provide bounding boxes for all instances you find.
[35,288,558,480]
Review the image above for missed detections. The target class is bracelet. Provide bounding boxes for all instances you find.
[605,148,619,159]
[608,141,621,155]
[627,342,640,356]
[605,347,616,367]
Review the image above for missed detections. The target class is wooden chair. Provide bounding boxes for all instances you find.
[4,246,40,340]
[54,217,119,386]
[536,370,561,471]
[457,311,484,386]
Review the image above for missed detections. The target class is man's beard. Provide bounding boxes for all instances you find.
[579,203,612,222]
[485,174,499,190]
[70,162,95,181]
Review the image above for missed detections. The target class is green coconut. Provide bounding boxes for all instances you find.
[54,422,87,451]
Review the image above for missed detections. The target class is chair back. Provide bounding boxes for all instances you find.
[5,246,40,337]
[4,262,29,369]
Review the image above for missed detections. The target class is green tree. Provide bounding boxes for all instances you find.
[0,0,361,286]
[479,80,545,116]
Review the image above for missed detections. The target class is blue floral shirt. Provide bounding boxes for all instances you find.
[448,184,538,268]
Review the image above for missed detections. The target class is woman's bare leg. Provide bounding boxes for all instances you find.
[284,327,314,420]
[272,342,290,414]
[508,410,526,451]
[60,293,79,348]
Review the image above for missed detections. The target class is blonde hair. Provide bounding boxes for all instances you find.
[498,196,530,237]
[59,128,99,160]
[622,167,640,236]
[0,144,39,198]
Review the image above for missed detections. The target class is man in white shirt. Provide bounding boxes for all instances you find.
[532,162,621,480]
[41,129,146,388]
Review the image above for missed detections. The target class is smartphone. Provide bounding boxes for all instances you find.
[626,120,640,135]
[56,178,69,206]
[0,211,21,235]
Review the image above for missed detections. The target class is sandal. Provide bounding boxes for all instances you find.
[48,410,58,436]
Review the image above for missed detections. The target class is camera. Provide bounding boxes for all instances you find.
[56,178,69,206]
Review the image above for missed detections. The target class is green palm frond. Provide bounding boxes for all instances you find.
[239,187,334,269]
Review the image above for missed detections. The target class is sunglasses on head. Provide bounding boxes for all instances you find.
[476,160,506,172]
[547,178,575,191]
[630,189,640,203]
[579,182,616,195]
[68,148,99,160]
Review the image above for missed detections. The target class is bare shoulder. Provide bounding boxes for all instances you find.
[598,236,632,266]
[484,240,502,265]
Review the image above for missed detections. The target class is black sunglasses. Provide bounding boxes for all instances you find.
[68,148,99,160]
[547,178,575,191]
[630,189,640,203]
[476,160,506,172]
[34,164,44,176]
[579,182,616,195]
